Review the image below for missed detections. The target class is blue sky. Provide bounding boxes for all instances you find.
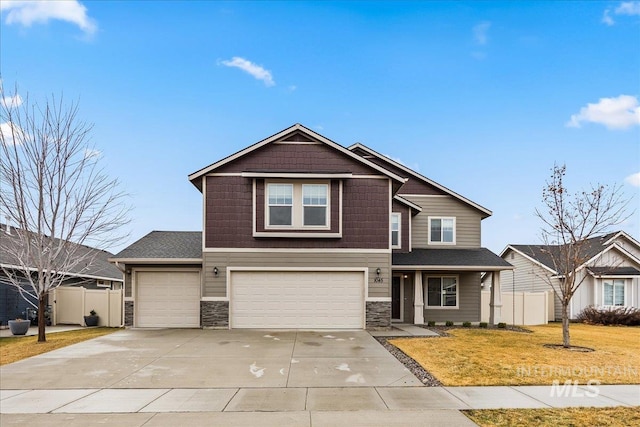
[1,1,639,254]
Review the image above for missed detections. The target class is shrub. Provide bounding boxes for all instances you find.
[462,321,471,328]
[577,306,640,326]
[479,322,488,328]
[445,321,454,326]
[497,322,507,329]
[427,320,436,327]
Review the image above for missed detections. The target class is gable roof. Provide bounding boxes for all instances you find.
[504,231,640,274]
[0,224,122,281]
[188,124,407,191]
[109,231,202,263]
[348,143,492,217]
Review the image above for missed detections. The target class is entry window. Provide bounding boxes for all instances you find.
[268,184,293,226]
[303,184,328,226]
[429,217,455,244]
[603,279,625,306]
[426,276,458,308]
[391,213,401,248]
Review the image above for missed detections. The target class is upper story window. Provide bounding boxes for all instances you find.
[268,184,293,226]
[603,279,625,306]
[266,182,329,229]
[303,184,328,226]
[428,217,455,244]
[391,213,401,248]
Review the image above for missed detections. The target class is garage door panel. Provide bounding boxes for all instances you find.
[136,271,201,328]
[231,271,364,329]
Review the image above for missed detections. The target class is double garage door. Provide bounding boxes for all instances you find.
[135,270,365,329]
[231,271,365,329]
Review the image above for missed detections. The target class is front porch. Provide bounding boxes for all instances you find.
[392,248,513,325]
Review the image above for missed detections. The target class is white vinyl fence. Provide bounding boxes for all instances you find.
[481,290,554,325]
[51,287,123,327]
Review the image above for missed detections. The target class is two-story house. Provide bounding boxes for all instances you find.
[110,124,512,329]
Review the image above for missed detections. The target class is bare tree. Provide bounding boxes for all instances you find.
[535,164,631,348]
[0,85,129,342]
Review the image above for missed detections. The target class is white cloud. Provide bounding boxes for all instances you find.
[616,1,640,15]
[566,95,640,130]
[602,1,640,25]
[1,94,23,108]
[83,148,102,159]
[625,172,640,187]
[221,57,275,87]
[0,121,25,146]
[473,21,491,45]
[0,0,97,35]
[602,9,615,26]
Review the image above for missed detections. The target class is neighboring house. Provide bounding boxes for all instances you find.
[110,124,512,329]
[487,231,640,320]
[0,223,123,325]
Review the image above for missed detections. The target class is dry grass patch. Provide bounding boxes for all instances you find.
[389,324,639,386]
[463,407,640,427]
[0,327,119,365]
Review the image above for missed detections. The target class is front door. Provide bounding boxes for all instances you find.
[392,275,402,320]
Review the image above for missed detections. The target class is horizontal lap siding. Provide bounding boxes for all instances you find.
[403,195,482,248]
[423,272,481,322]
[499,251,561,320]
[203,252,390,298]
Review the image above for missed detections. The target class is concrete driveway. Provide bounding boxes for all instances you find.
[0,329,421,389]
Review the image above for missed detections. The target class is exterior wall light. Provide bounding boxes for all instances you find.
[214,267,219,276]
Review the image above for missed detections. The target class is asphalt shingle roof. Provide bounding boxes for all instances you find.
[393,248,512,269]
[0,224,122,280]
[510,232,620,272]
[111,231,202,259]
[587,267,640,276]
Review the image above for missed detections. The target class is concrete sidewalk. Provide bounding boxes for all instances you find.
[1,384,638,426]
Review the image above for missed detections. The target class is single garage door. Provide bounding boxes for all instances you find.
[231,270,364,329]
[136,271,201,327]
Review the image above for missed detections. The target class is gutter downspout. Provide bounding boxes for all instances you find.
[114,261,126,328]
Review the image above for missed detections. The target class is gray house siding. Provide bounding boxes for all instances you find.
[403,195,482,248]
[203,251,391,298]
[423,272,481,322]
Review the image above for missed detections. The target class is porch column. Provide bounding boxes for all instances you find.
[489,271,502,325]
[414,271,424,324]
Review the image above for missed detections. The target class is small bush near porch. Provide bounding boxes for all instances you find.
[389,323,639,386]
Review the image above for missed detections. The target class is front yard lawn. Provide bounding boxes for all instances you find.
[463,407,640,427]
[0,327,119,365]
[389,323,639,386]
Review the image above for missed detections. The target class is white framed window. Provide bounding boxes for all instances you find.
[266,182,330,229]
[603,279,625,306]
[391,213,401,248]
[428,217,455,244]
[303,184,328,226]
[267,184,293,226]
[425,276,458,308]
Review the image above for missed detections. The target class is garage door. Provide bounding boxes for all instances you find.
[231,271,364,329]
[136,271,201,327]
